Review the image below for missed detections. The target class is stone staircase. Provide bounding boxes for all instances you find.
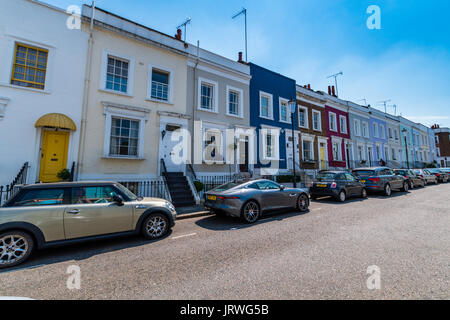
[164,172,196,208]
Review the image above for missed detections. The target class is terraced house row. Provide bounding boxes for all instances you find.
[0,0,444,206]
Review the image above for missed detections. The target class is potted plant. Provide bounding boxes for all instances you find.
[57,168,71,182]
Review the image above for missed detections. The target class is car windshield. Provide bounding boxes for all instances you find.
[353,170,375,177]
[395,170,408,175]
[115,184,138,200]
[211,182,241,192]
[413,170,421,174]
[428,169,440,173]
[316,173,337,181]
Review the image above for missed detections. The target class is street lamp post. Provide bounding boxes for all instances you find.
[289,99,297,188]
[402,128,410,169]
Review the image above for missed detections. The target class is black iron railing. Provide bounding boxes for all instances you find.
[0,162,29,206]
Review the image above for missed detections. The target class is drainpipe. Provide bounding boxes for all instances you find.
[191,41,200,171]
[76,2,95,180]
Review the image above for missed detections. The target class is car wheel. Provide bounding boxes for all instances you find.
[142,213,169,240]
[0,231,34,269]
[337,190,346,202]
[384,184,392,196]
[297,194,309,212]
[361,188,368,198]
[242,201,260,224]
[402,181,409,192]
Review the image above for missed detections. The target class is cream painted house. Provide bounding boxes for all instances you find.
[78,5,192,182]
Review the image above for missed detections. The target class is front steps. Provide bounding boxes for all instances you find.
[164,172,196,208]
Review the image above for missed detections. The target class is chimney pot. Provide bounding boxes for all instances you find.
[328,86,331,95]
[332,86,336,96]
[175,28,182,40]
[238,52,243,62]
[307,84,311,90]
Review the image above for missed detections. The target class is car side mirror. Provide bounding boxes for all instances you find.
[280,185,286,190]
[113,194,124,206]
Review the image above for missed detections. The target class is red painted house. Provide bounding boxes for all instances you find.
[324,99,350,168]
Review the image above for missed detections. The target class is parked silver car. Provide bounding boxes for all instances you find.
[204,179,310,223]
[413,169,438,185]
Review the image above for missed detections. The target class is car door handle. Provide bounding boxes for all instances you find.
[67,209,80,214]
[289,193,297,197]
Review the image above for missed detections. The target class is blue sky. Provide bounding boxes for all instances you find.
[46,0,450,127]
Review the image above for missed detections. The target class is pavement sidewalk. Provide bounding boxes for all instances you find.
[176,204,212,220]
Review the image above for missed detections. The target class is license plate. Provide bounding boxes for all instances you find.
[207,195,217,201]
[360,180,366,183]
[316,184,327,188]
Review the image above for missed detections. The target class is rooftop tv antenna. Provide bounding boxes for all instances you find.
[327,71,343,97]
[177,17,191,42]
[377,99,391,113]
[232,7,247,62]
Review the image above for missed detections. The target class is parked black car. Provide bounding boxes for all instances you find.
[427,169,449,183]
[310,171,367,202]
[393,169,425,188]
[352,167,408,196]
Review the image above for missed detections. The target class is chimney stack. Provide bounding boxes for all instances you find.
[331,85,336,96]
[238,52,243,63]
[175,29,182,41]
[328,86,332,95]
[307,84,311,90]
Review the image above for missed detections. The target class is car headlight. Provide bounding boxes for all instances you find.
[165,202,176,212]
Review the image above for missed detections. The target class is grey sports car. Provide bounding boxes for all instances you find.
[204,179,310,223]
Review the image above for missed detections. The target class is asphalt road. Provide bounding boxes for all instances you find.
[0,183,449,300]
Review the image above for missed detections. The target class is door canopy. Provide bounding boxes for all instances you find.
[35,113,77,131]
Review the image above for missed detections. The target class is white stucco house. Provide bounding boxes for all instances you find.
[0,0,88,186]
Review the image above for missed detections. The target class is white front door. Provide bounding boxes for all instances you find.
[160,124,185,172]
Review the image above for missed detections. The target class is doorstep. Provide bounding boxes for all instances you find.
[175,204,212,220]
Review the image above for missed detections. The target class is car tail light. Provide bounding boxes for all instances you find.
[368,177,380,182]
[218,196,239,200]
[436,173,440,177]
[404,176,408,179]
[309,182,314,188]
[331,182,337,188]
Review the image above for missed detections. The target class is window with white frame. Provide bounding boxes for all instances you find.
[103,105,147,159]
[394,129,399,140]
[376,145,381,159]
[150,69,169,101]
[201,83,214,110]
[354,119,361,136]
[106,56,129,93]
[388,127,392,139]
[226,86,243,117]
[109,117,140,157]
[340,115,347,134]
[374,123,379,138]
[362,122,369,138]
[298,106,308,128]
[259,92,273,119]
[279,99,290,123]
[302,140,313,161]
[197,78,218,112]
[380,125,386,139]
[329,112,337,132]
[332,141,341,161]
[312,110,321,131]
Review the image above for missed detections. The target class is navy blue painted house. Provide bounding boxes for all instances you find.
[248,63,298,175]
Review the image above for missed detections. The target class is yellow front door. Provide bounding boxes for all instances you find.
[320,146,326,170]
[39,131,69,182]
